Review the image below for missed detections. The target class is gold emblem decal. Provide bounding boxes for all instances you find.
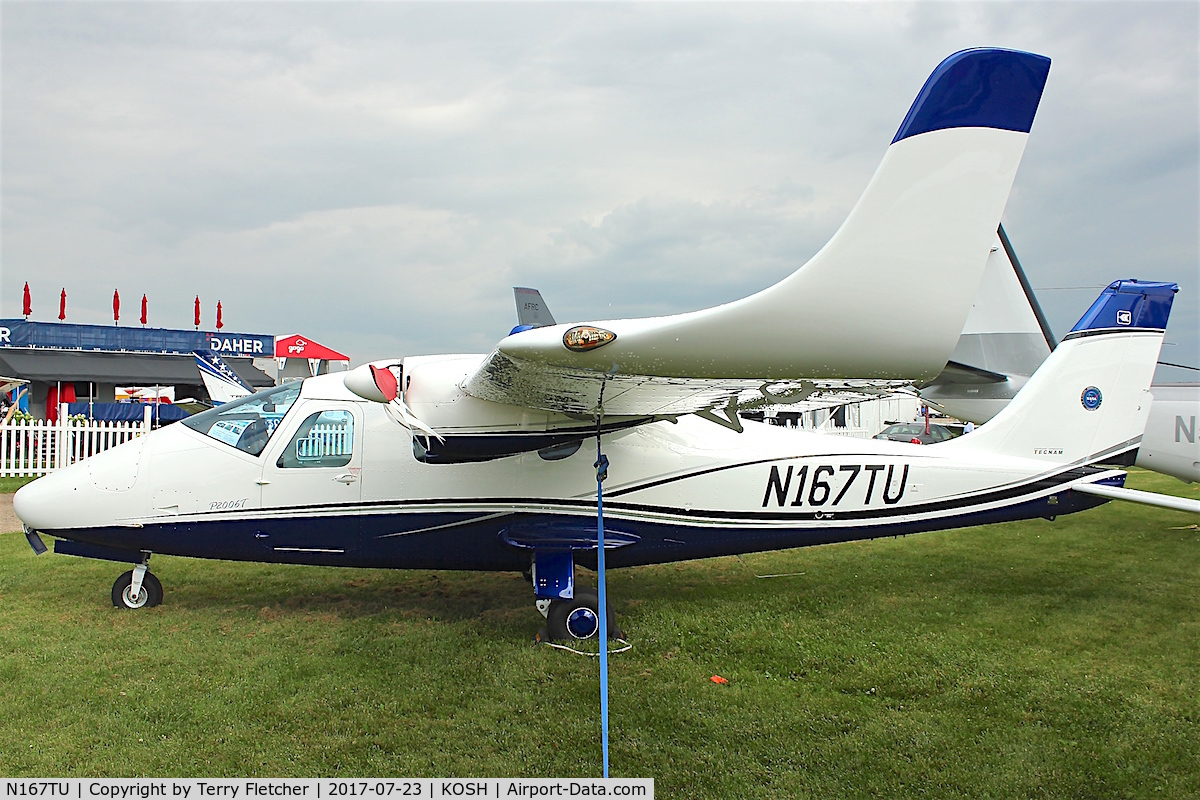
[563,326,616,352]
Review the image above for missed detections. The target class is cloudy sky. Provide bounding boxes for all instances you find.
[2,2,1197,380]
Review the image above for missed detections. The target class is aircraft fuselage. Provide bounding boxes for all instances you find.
[15,373,1115,574]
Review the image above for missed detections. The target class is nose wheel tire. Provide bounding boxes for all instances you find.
[544,589,622,642]
[112,570,163,609]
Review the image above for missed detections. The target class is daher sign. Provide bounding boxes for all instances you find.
[0,319,273,356]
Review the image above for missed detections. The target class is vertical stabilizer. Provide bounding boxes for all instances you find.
[194,350,253,405]
[947,281,1177,466]
[514,287,556,329]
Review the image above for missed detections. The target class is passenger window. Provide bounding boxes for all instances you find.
[277,409,355,468]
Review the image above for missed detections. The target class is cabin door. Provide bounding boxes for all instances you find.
[257,400,364,556]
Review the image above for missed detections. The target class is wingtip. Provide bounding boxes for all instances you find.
[893,48,1051,144]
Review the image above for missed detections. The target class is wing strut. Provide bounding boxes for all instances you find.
[1073,483,1200,514]
[594,380,611,779]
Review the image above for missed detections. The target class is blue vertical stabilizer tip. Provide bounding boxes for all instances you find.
[1069,280,1179,334]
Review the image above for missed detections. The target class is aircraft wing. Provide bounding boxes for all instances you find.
[459,49,1050,419]
[348,49,1051,444]
[464,351,909,419]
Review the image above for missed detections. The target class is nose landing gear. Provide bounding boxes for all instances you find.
[112,563,163,609]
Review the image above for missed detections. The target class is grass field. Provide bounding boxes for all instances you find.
[0,476,37,493]
[1,470,1197,796]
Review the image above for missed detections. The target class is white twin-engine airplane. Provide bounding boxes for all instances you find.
[14,48,1196,642]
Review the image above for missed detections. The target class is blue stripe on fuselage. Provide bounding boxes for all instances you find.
[43,484,1110,573]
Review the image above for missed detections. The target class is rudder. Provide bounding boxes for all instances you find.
[947,281,1177,466]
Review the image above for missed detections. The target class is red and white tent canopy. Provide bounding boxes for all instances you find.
[274,334,349,362]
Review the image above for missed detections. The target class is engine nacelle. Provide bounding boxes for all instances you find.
[348,354,648,464]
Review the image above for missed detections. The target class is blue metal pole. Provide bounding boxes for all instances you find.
[596,436,610,779]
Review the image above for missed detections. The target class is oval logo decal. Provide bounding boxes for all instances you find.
[563,326,616,352]
[1081,386,1103,411]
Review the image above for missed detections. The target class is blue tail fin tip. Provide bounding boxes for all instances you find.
[1069,280,1178,334]
[893,48,1052,144]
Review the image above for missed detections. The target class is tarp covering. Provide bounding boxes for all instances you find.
[66,401,191,422]
[0,349,273,387]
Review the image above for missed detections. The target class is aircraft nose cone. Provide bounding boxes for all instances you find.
[13,437,149,533]
[13,471,74,532]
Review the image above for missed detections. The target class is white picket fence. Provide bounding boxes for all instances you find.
[295,422,353,461]
[1,404,152,477]
[817,424,875,439]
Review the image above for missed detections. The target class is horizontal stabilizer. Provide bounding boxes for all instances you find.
[932,360,1011,386]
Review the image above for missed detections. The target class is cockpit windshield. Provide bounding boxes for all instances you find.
[182,383,302,456]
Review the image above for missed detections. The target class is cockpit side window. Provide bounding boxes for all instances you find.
[182,383,302,456]
[277,409,355,468]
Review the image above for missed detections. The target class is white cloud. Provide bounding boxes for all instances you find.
[2,2,1196,375]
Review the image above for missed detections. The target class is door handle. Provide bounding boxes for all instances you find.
[334,473,358,484]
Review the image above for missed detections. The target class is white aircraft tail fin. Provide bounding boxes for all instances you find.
[948,281,1178,467]
[499,48,1053,383]
[194,350,253,405]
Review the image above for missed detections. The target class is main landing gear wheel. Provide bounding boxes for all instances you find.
[112,570,163,609]
[542,589,623,642]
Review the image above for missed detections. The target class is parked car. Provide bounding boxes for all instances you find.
[873,422,957,444]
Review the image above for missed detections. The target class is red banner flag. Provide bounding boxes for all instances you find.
[140,294,148,326]
[216,301,223,330]
[113,290,120,324]
[59,289,66,321]
[194,296,201,328]
[22,283,31,317]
